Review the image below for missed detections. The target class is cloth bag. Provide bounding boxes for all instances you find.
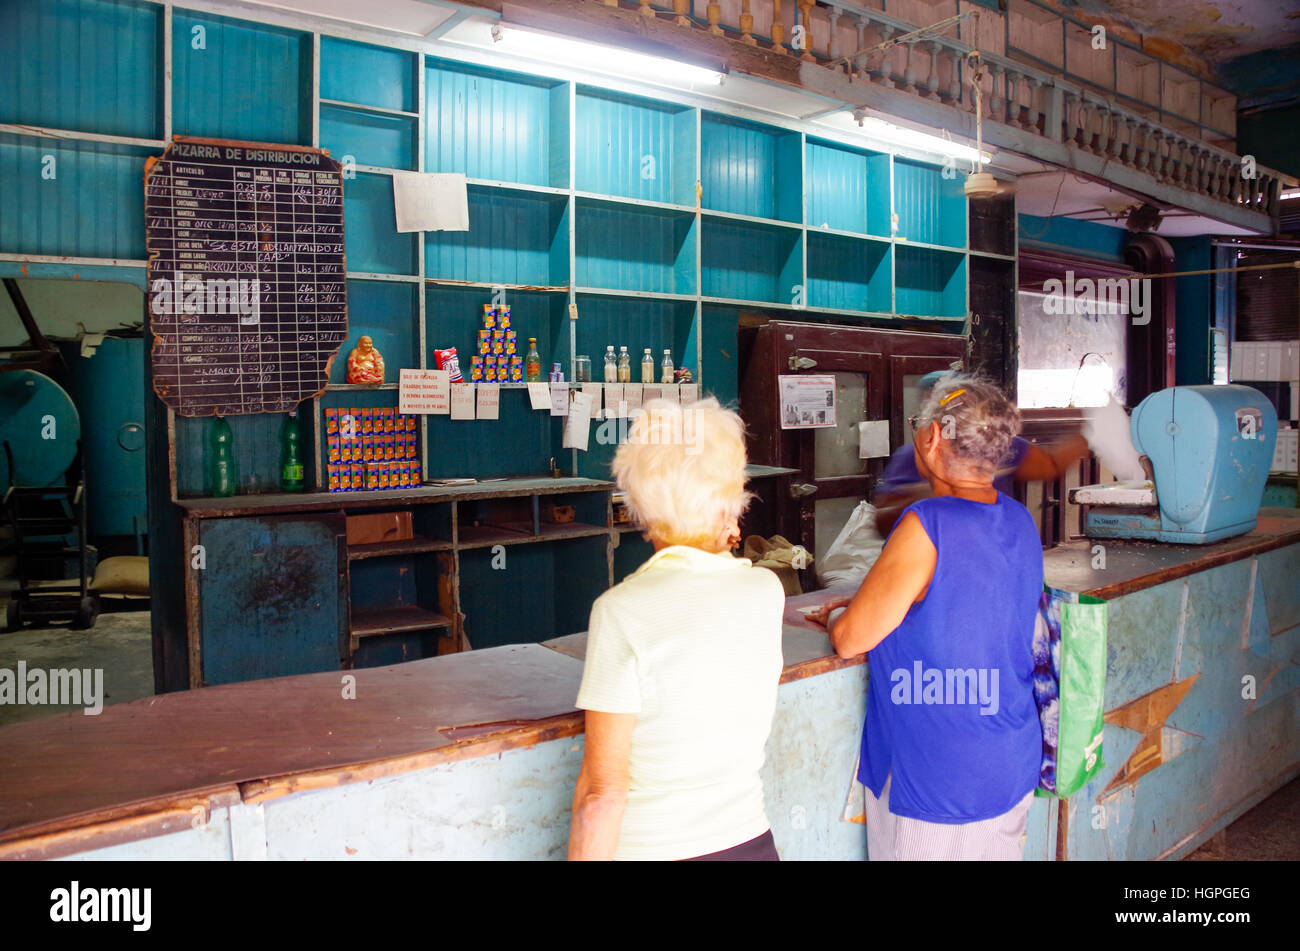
[1032,586,1108,797]
[816,500,886,589]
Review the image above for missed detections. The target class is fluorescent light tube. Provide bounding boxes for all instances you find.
[493,27,724,87]
[854,116,990,164]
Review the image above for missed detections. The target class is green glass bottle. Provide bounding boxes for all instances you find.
[208,416,237,498]
[280,412,304,493]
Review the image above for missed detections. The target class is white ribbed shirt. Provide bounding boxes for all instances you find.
[575,545,785,861]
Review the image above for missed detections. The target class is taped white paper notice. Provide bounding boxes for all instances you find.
[549,383,569,416]
[399,368,450,415]
[563,391,595,451]
[392,171,468,233]
[858,420,891,459]
[679,383,700,405]
[582,382,604,419]
[658,384,679,405]
[642,384,663,403]
[622,383,643,413]
[450,383,475,420]
[527,382,551,410]
[476,384,500,420]
[604,383,624,418]
[779,374,836,429]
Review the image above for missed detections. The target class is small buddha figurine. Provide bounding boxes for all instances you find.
[346,335,385,385]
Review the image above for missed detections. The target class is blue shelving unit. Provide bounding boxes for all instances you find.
[575,198,696,295]
[700,112,802,223]
[895,245,967,318]
[426,185,569,287]
[806,232,892,314]
[575,87,696,205]
[701,216,802,305]
[805,137,890,237]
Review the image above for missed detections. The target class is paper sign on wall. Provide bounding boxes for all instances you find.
[679,383,700,405]
[393,171,468,232]
[549,383,569,416]
[604,384,624,418]
[527,382,552,410]
[450,383,475,420]
[859,420,891,459]
[563,391,595,451]
[477,384,500,420]
[400,368,451,415]
[778,374,836,429]
[582,382,604,419]
[658,384,679,405]
[622,383,643,412]
[642,384,663,403]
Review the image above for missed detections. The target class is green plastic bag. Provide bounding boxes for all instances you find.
[1032,588,1108,798]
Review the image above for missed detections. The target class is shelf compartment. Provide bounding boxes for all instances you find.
[330,280,416,384]
[575,198,697,296]
[320,36,416,113]
[457,521,609,549]
[319,105,416,171]
[350,604,451,637]
[425,57,568,189]
[345,171,418,275]
[575,87,696,205]
[172,11,311,145]
[805,138,890,237]
[893,158,966,248]
[894,246,967,319]
[806,232,891,313]
[425,186,569,286]
[700,113,801,223]
[701,216,802,304]
[347,535,452,560]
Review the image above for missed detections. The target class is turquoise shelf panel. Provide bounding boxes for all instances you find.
[423,386,560,480]
[319,106,416,171]
[0,0,162,140]
[425,186,569,286]
[574,87,695,205]
[893,158,967,248]
[172,11,311,145]
[425,58,568,188]
[806,232,892,313]
[571,294,697,382]
[575,199,697,295]
[805,138,890,237]
[344,172,417,275]
[330,281,416,385]
[320,36,415,113]
[895,246,967,318]
[425,285,569,385]
[700,113,801,223]
[700,216,802,304]
[700,305,740,408]
[176,411,297,498]
[0,134,149,259]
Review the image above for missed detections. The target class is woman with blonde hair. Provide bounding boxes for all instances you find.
[813,374,1043,860]
[568,398,785,861]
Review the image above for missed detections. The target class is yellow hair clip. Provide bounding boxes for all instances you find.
[939,388,967,406]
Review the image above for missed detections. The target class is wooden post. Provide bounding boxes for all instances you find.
[771,0,785,51]
[798,0,815,61]
[639,0,655,17]
[707,1,722,35]
[740,0,755,43]
[673,0,690,27]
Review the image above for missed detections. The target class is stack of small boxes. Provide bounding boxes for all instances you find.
[469,304,523,383]
[324,407,422,492]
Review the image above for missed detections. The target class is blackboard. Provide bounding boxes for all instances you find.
[145,136,348,417]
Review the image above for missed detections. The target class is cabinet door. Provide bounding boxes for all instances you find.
[198,514,346,685]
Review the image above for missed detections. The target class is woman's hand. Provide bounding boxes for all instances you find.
[805,596,852,630]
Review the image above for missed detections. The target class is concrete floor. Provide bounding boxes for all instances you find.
[0,606,1295,859]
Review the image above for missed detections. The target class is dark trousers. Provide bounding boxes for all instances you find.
[681,829,779,861]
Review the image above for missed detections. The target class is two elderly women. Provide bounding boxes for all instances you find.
[568,375,1044,861]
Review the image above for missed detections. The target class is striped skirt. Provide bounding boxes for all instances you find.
[864,773,1033,861]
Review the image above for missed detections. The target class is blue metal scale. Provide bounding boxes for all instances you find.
[1073,385,1277,544]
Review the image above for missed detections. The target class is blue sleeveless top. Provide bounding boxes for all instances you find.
[857,493,1043,823]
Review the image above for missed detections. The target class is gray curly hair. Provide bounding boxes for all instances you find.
[916,374,1021,477]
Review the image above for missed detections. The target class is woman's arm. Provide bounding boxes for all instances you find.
[568,710,636,860]
[830,511,937,659]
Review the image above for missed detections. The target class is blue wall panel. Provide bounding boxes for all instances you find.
[575,202,695,295]
[701,218,801,303]
[319,107,416,171]
[805,139,889,237]
[344,172,417,275]
[173,11,310,145]
[330,281,415,384]
[807,233,891,313]
[893,159,965,248]
[895,246,966,317]
[425,59,564,188]
[0,134,149,259]
[574,89,692,204]
[701,114,801,222]
[426,189,568,286]
[320,36,415,113]
[0,0,162,140]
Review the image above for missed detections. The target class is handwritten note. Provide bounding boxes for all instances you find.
[604,383,624,418]
[392,171,468,232]
[477,384,500,420]
[549,383,569,416]
[622,383,643,413]
[563,391,595,451]
[582,382,603,419]
[679,383,700,405]
[527,382,552,410]
[400,368,450,415]
[450,383,475,420]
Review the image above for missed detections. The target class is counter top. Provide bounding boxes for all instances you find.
[1043,508,1300,600]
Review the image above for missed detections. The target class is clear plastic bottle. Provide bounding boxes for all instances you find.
[525,338,542,382]
[617,346,631,383]
[660,349,674,384]
[603,345,618,383]
[641,348,655,383]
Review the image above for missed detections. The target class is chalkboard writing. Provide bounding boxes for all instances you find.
[145,137,348,416]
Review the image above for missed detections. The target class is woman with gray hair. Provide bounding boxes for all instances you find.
[568,398,785,861]
[812,375,1043,860]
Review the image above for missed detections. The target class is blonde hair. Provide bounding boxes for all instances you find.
[612,397,750,549]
